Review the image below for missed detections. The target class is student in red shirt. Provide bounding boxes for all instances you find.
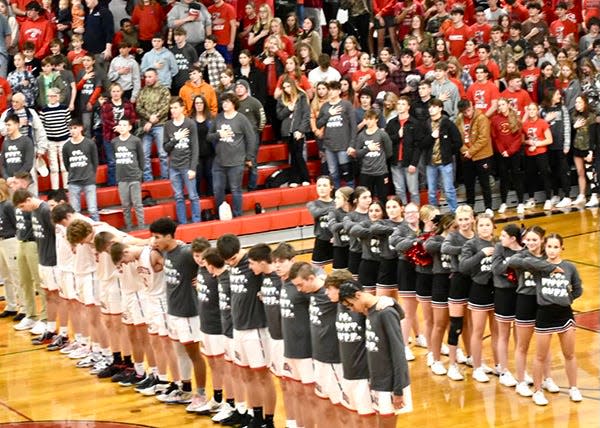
[208,0,237,63]
[470,7,492,44]
[466,64,499,117]
[471,43,500,83]
[416,49,435,79]
[550,2,579,47]
[491,97,525,214]
[522,102,553,210]
[274,56,314,99]
[351,52,376,93]
[458,39,480,75]
[337,36,361,77]
[520,51,541,103]
[444,7,472,58]
[500,73,532,117]
[373,0,401,58]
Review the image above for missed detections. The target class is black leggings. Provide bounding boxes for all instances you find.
[548,149,571,197]
[525,152,552,200]
[285,136,309,183]
[462,156,493,210]
[360,173,387,202]
[496,151,524,204]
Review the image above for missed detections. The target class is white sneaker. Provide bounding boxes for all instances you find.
[517,203,525,214]
[30,320,46,335]
[440,343,450,356]
[195,398,230,414]
[532,390,549,406]
[68,345,91,359]
[212,402,235,422]
[465,356,474,367]
[542,377,560,393]
[573,194,586,206]
[426,351,434,367]
[543,199,553,210]
[516,381,533,397]
[524,372,534,385]
[499,371,518,387]
[447,363,464,381]
[76,352,101,368]
[415,334,428,348]
[472,367,490,383]
[485,208,494,217]
[551,195,560,205]
[404,346,415,361]
[569,387,582,402]
[585,194,599,207]
[524,198,536,209]
[185,394,209,413]
[456,348,468,364]
[60,341,81,354]
[497,203,507,214]
[481,362,494,374]
[431,361,447,376]
[555,197,572,208]
[13,317,36,331]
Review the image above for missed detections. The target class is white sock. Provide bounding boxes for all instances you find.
[59,326,68,336]
[74,333,82,343]
[158,373,168,382]
[134,362,145,376]
[91,342,101,353]
[236,402,247,414]
[286,421,297,428]
[150,366,159,376]
[79,336,89,346]
[46,321,56,332]
[101,347,112,357]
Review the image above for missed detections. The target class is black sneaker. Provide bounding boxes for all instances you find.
[119,370,146,387]
[220,410,243,426]
[97,363,126,379]
[13,313,25,322]
[0,310,17,318]
[238,412,252,428]
[134,374,157,392]
[247,416,267,428]
[112,367,135,383]
[32,331,56,345]
[47,335,69,351]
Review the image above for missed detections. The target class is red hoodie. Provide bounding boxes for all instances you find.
[19,16,55,58]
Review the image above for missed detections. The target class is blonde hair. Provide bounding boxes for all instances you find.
[0,179,9,202]
[455,204,474,218]
[419,204,439,222]
[252,4,273,33]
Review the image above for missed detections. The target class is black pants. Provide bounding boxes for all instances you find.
[347,13,372,54]
[525,152,552,200]
[286,136,310,183]
[196,155,214,196]
[547,149,570,197]
[462,156,493,210]
[323,2,340,23]
[360,173,387,202]
[496,151,524,204]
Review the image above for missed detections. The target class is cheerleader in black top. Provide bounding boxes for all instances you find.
[342,187,372,279]
[328,186,354,270]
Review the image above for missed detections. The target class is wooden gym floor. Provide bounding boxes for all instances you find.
[0,209,598,427]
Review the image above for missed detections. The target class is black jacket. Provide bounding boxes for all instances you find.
[420,116,462,166]
[385,115,422,167]
[234,65,267,106]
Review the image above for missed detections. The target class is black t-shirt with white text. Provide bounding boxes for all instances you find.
[164,244,199,317]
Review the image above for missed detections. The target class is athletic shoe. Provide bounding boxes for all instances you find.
[47,335,69,351]
[185,394,209,413]
[60,341,81,354]
[31,331,55,345]
[97,362,127,379]
[76,352,102,368]
[481,363,494,374]
[542,377,560,393]
[89,357,112,375]
[161,389,193,404]
[572,194,586,206]
[156,383,181,402]
[532,390,548,406]
[219,409,244,426]
[492,364,503,376]
[524,199,536,209]
[112,367,135,383]
[13,317,36,331]
[246,416,266,428]
[415,334,427,348]
[543,199,553,210]
[585,194,599,207]
[426,352,434,367]
[119,371,146,387]
[30,320,46,335]
[524,372,534,385]
[212,402,235,422]
[189,397,225,414]
[516,381,533,397]
[0,310,17,318]
[472,367,490,383]
[68,345,91,359]
[484,208,494,217]
[404,346,415,361]
[499,371,518,387]
[440,343,449,356]
[555,197,571,208]
[447,364,464,381]
[497,203,507,214]
[431,361,447,376]
[140,380,169,396]
[13,313,25,322]
[569,387,582,402]
[134,374,158,392]
[237,412,252,427]
[456,348,468,364]
[465,356,473,367]
[517,204,525,215]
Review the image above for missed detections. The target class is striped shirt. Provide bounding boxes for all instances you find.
[39,104,70,142]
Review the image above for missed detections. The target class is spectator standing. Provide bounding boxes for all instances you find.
[7,53,38,107]
[167,0,212,54]
[0,4,12,78]
[236,79,265,191]
[1,114,35,180]
[107,41,141,102]
[198,35,227,88]
[39,87,70,190]
[431,61,460,120]
[130,0,165,53]
[75,54,103,136]
[179,65,218,117]
[307,53,341,87]
[234,49,267,106]
[83,0,115,70]
[189,94,214,197]
[170,27,199,97]
[35,57,66,108]
[140,34,179,90]
[136,68,170,181]
[18,1,54,59]
[208,0,237,64]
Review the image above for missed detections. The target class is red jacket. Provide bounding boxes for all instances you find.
[131,3,165,41]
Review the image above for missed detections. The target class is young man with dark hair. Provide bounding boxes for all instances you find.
[466,64,499,117]
[140,33,179,90]
[338,281,412,428]
[149,217,207,409]
[1,114,35,181]
[198,34,227,88]
[367,64,400,102]
[431,61,460,120]
[521,51,541,103]
[170,26,199,96]
[216,234,275,428]
[521,2,548,47]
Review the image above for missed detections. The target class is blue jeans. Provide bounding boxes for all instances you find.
[212,163,244,217]
[426,163,457,212]
[142,125,168,181]
[170,167,201,224]
[102,139,116,186]
[68,183,99,221]
[325,149,354,188]
[215,44,233,64]
[390,164,419,205]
